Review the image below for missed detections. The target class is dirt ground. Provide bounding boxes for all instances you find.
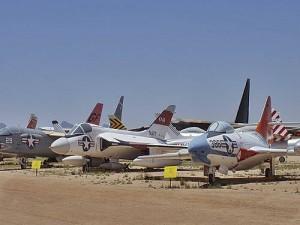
[0,158,300,225]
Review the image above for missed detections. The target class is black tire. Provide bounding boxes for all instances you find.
[82,165,87,173]
[208,174,214,184]
[20,164,26,170]
[279,156,285,163]
[265,168,271,178]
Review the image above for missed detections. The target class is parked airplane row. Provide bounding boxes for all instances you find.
[1,79,300,184]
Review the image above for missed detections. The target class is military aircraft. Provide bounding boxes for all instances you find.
[270,109,300,160]
[134,97,300,184]
[50,105,176,170]
[0,114,38,162]
[0,103,103,168]
[111,79,251,168]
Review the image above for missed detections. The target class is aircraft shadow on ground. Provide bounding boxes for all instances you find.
[143,174,300,187]
[0,168,25,172]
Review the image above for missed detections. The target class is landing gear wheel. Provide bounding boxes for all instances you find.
[265,168,271,178]
[279,156,286,163]
[208,174,215,185]
[20,164,26,169]
[82,164,88,173]
[20,158,27,169]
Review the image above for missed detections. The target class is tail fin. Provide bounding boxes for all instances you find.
[154,112,180,139]
[27,114,38,129]
[52,120,66,134]
[147,105,176,140]
[109,115,127,130]
[272,108,292,142]
[235,79,250,123]
[114,96,124,120]
[256,96,272,143]
[86,103,103,125]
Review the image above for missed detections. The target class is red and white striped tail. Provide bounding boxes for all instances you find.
[272,108,292,142]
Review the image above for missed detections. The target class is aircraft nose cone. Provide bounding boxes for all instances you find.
[188,134,211,165]
[50,138,70,155]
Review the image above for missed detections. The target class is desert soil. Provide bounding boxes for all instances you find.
[1,156,300,225]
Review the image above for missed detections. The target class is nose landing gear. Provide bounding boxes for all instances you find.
[204,165,216,185]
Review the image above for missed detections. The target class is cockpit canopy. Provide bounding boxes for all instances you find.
[207,121,234,137]
[180,127,205,134]
[67,123,93,137]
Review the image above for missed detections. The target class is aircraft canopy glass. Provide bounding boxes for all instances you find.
[80,123,93,133]
[180,127,205,134]
[69,123,92,136]
[207,121,234,136]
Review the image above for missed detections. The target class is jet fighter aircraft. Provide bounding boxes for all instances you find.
[0,113,38,162]
[134,97,300,184]
[50,105,177,169]
[0,103,103,168]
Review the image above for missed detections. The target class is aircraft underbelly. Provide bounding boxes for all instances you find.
[88,146,147,160]
[234,154,270,170]
[207,154,237,168]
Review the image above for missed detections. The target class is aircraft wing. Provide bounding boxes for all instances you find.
[99,132,184,150]
[42,130,66,137]
[249,146,293,154]
[136,149,191,160]
[99,132,162,145]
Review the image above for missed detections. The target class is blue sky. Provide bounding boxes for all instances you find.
[0,0,299,128]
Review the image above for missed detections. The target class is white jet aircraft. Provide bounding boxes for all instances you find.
[134,97,300,184]
[50,105,178,169]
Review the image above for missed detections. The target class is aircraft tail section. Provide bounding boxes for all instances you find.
[272,108,292,142]
[235,79,250,123]
[86,103,103,125]
[27,114,38,129]
[147,105,176,140]
[114,96,124,120]
[256,96,272,143]
[109,115,127,130]
[52,120,66,134]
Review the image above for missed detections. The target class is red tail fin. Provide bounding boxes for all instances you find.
[256,96,272,143]
[86,103,103,125]
[152,105,175,126]
[27,114,37,129]
[147,105,176,140]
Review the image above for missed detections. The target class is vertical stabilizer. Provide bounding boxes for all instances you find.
[86,103,103,125]
[271,108,292,142]
[52,120,66,134]
[256,96,272,143]
[109,115,127,130]
[235,79,250,123]
[114,96,124,121]
[147,105,176,140]
[27,114,38,129]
